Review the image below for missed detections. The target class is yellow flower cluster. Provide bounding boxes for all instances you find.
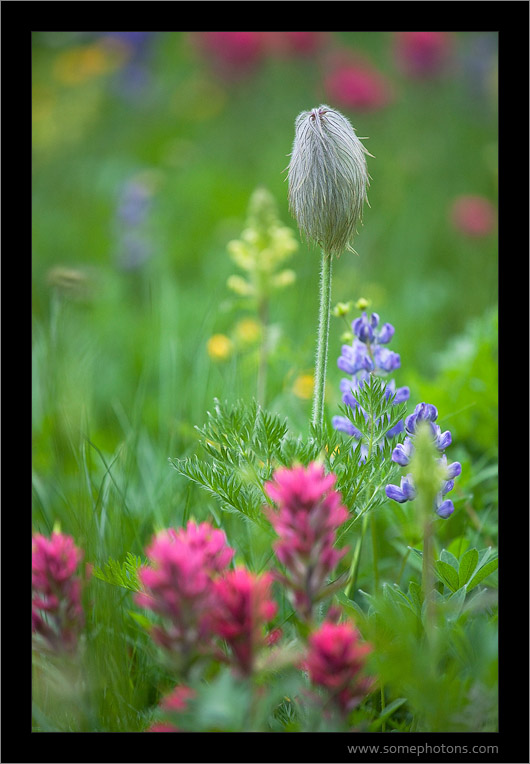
[226,188,298,299]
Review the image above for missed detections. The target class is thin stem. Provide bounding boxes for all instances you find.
[344,511,369,598]
[370,512,380,592]
[422,517,435,631]
[311,250,333,430]
[257,297,269,408]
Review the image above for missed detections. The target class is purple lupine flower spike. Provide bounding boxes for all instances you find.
[386,402,460,519]
[333,309,408,446]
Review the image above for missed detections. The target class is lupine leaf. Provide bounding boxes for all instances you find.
[458,548,479,588]
[466,557,498,592]
[440,548,460,571]
[435,560,460,592]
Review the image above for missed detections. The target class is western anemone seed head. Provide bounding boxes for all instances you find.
[287,105,370,257]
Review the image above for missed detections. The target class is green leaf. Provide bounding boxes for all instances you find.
[447,535,470,559]
[407,581,423,614]
[128,610,153,630]
[458,548,479,588]
[435,560,460,592]
[444,587,467,621]
[466,557,498,592]
[440,548,459,571]
[92,553,143,592]
[369,697,408,731]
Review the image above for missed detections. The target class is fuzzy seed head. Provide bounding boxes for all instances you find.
[288,105,370,257]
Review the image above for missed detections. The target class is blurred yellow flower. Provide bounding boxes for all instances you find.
[234,318,261,346]
[53,43,125,85]
[207,334,233,361]
[227,274,255,296]
[292,373,314,400]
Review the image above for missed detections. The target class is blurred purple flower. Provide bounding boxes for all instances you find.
[114,176,156,271]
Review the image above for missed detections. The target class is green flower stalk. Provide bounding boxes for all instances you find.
[287,105,370,429]
[409,421,447,634]
[227,188,298,406]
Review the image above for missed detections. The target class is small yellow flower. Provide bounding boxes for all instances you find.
[355,297,370,311]
[227,274,255,296]
[292,373,314,400]
[332,301,352,317]
[53,44,124,85]
[234,318,261,346]
[207,334,233,361]
[271,269,296,289]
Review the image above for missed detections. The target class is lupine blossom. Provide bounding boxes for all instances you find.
[264,463,348,620]
[333,311,409,445]
[135,522,234,656]
[304,620,373,714]
[208,568,278,676]
[385,402,462,518]
[32,531,85,653]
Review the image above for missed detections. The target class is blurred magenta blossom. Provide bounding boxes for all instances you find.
[303,619,374,714]
[265,462,348,620]
[191,32,328,79]
[32,531,85,653]
[324,59,393,111]
[394,32,452,78]
[135,522,234,655]
[208,568,278,676]
[449,195,496,237]
[147,685,196,732]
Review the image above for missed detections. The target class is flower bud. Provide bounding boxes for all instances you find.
[287,105,370,257]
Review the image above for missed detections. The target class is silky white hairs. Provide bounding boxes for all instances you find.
[287,105,370,257]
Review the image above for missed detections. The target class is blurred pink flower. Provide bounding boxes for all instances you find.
[159,685,196,712]
[147,722,180,732]
[450,195,496,237]
[191,32,265,79]
[304,620,373,714]
[264,463,348,620]
[32,531,85,653]
[262,32,328,58]
[209,568,278,676]
[147,685,196,732]
[135,522,234,655]
[324,62,392,111]
[394,32,452,78]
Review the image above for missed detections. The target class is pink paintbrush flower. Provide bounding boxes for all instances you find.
[264,463,348,620]
[136,522,234,656]
[208,568,278,676]
[304,620,374,714]
[32,531,85,653]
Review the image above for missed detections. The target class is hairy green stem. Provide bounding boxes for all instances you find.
[312,250,333,429]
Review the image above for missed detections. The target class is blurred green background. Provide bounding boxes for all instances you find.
[32,31,498,536]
